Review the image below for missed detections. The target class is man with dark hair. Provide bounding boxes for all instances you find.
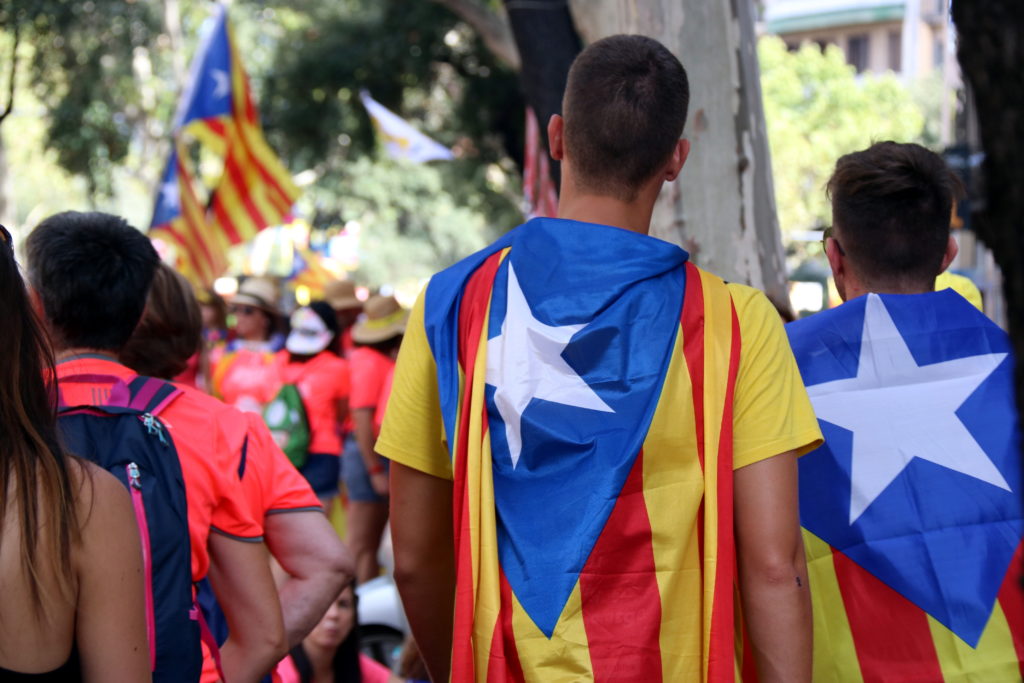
[27,211,289,681]
[823,140,961,297]
[788,142,1022,680]
[379,35,819,682]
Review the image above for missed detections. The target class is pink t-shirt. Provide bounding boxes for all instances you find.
[275,350,350,455]
[274,652,391,683]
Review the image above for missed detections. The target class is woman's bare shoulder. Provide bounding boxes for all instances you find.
[68,461,134,549]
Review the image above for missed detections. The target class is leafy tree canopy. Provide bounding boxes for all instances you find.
[759,36,926,235]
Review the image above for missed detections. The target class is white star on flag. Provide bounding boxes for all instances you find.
[159,177,179,210]
[486,263,614,468]
[211,69,231,99]
[807,294,1010,524]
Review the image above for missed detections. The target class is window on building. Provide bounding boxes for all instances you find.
[888,30,902,72]
[847,34,869,72]
[934,35,944,68]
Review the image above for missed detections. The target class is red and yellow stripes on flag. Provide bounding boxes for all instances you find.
[206,32,298,245]
[805,531,1024,682]
[150,142,229,287]
[159,18,299,288]
[447,255,743,681]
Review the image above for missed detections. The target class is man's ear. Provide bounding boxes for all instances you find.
[939,234,959,273]
[825,236,845,284]
[664,139,690,182]
[547,114,565,161]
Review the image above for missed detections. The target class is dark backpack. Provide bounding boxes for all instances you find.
[57,373,202,683]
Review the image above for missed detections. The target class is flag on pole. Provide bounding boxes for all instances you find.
[359,90,455,163]
[523,107,558,218]
[150,5,300,286]
[787,291,1024,681]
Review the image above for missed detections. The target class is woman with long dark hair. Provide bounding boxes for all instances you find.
[0,225,149,680]
[275,581,392,683]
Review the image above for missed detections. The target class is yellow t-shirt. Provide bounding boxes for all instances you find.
[376,281,821,479]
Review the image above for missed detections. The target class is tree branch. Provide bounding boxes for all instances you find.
[432,0,521,70]
[0,23,20,127]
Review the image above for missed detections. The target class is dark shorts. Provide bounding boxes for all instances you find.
[341,433,388,503]
[298,453,341,498]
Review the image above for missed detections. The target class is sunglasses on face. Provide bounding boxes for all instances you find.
[229,305,260,316]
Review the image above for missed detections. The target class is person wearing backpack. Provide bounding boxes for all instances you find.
[269,302,351,508]
[25,211,287,682]
[120,265,353,681]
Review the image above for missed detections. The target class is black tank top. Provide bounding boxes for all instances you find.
[0,646,81,681]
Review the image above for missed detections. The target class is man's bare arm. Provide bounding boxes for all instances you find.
[207,535,287,682]
[264,510,354,647]
[735,450,812,683]
[390,462,455,682]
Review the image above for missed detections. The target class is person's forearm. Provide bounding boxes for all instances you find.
[278,573,345,647]
[394,552,456,682]
[739,547,813,683]
[265,511,354,648]
[391,463,456,682]
[218,638,283,683]
[353,409,383,471]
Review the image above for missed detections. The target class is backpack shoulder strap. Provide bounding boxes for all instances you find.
[127,376,184,416]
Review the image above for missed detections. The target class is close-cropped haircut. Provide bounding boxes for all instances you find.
[120,263,202,380]
[563,35,689,201]
[827,141,963,289]
[26,211,159,352]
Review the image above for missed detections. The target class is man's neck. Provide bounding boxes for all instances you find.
[556,192,657,235]
[842,278,934,301]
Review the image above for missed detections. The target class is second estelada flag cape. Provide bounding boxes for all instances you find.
[421,217,745,681]
[787,291,1024,681]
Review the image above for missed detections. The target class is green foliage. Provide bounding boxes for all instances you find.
[248,0,526,287]
[319,156,506,288]
[2,0,163,196]
[759,36,926,234]
[2,0,525,289]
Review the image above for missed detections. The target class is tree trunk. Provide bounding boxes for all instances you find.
[502,0,582,190]
[950,1,1024,487]
[568,0,789,302]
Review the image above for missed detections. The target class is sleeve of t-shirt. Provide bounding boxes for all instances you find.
[208,410,265,540]
[729,284,823,470]
[244,414,322,514]
[375,290,452,480]
[349,348,384,410]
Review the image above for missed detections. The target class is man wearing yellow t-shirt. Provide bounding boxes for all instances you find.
[378,36,822,683]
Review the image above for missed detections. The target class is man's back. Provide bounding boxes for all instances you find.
[787,290,1023,681]
[379,217,821,680]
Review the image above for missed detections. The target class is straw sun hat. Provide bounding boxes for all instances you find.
[231,277,281,316]
[351,295,408,344]
[324,279,363,311]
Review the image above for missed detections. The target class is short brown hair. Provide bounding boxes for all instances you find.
[120,264,202,379]
[563,35,689,201]
[827,141,963,289]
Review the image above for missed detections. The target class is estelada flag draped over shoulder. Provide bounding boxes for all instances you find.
[787,292,1024,681]
[150,5,299,287]
[421,217,745,681]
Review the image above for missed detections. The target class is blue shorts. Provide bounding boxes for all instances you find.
[341,433,388,503]
[298,453,341,498]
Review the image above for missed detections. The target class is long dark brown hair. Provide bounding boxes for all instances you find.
[0,225,80,610]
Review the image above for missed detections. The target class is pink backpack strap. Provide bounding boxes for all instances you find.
[191,604,227,682]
